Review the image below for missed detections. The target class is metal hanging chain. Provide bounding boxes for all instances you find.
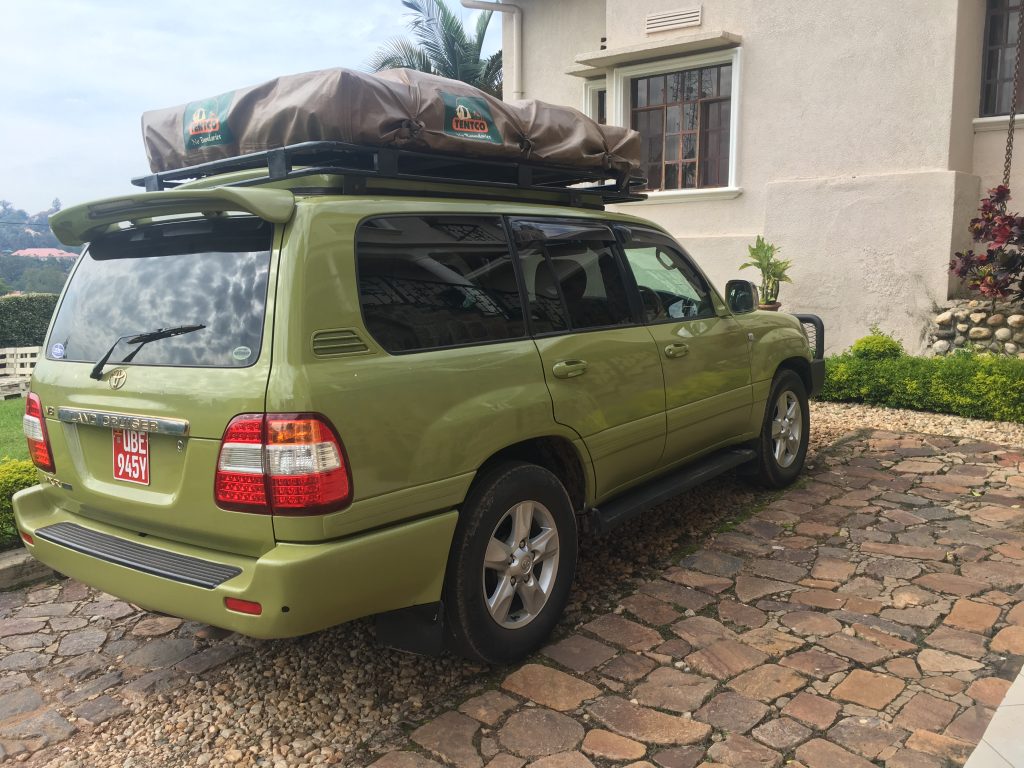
[1004,3,1024,187]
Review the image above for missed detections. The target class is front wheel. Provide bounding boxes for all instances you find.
[754,369,809,488]
[444,462,578,665]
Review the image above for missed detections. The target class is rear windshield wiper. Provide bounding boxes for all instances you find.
[89,324,206,380]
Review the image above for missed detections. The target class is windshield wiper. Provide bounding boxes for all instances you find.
[89,324,206,380]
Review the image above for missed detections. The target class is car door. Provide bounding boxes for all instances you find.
[618,226,753,466]
[510,218,666,500]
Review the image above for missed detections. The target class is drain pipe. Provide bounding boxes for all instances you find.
[460,0,523,100]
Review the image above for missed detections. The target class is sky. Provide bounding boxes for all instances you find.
[0,0,500,215]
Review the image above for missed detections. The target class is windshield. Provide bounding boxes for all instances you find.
[46,217,273,368]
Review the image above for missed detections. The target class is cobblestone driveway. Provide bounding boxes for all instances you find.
[0,423,1021,767]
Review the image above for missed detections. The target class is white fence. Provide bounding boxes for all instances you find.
[0,346,40,398]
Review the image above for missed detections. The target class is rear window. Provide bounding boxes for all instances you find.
[46,217,273,368]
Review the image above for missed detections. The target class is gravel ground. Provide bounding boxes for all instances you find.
[29,401,1024,768]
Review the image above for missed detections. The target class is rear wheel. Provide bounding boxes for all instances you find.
[754,369,809,488]
[444,461,577,664]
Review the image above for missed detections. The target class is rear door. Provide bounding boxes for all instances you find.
[618,227,752,464]
[31,215,278,557]
[511,218,666,500]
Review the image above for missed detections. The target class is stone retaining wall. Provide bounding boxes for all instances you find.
[928,300,1024,357]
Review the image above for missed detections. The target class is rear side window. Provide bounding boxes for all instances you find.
[47,217,272,368]
[357,216,526,353]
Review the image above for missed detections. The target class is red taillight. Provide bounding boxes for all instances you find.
[224,597,262,615]
[20,531,33,545]
[23,393,55,473]
[214,413,352,516]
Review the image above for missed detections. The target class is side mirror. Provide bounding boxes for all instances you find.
[725,280,759,314]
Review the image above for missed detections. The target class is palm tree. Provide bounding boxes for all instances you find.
[368,0,503,98]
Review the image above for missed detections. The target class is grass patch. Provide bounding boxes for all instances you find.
[0,398,27,462]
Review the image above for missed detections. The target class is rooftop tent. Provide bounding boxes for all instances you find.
[140,67,639,179]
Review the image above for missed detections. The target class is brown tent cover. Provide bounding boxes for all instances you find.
[141,67,639,177]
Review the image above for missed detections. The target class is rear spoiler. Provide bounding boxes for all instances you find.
[49,188,295,246]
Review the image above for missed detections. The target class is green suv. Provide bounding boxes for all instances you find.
[15,142,823,664]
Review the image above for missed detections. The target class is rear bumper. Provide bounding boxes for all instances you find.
[13,485,457,639]
[809,358,825,398]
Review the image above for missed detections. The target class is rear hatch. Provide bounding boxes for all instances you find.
[32,209,283,558]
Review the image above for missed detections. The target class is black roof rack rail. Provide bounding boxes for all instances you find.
[131,141,647,209]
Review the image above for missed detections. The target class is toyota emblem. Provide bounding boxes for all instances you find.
[108,368,128,390]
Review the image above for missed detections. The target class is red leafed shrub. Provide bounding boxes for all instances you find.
[950,185,1024,300]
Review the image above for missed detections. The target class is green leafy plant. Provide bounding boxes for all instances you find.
[850,325,905,360]
[739,236,792,304]
[0,459,37,550]
[0,293,58,347]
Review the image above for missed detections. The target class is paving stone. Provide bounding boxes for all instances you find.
[966,676,1012,708]
[0,709,75,747]
[893,692,958,732]
[585,615,664,652]
[794,738,875,768]
[502,664,600,711]
[543,636,617,673]
[961,561,1024,588]
[903,730,973,764]
[816,634,890,665]
[925,625,987,658]
[885,656,921,679]
[56,628,107,656]
[684,640,767,680]
[121,669,186,701]
[831,670,904,709]
[727,664,806,702]
[879,607,942,628]
[48,617,88,632]
[633,668,716,713]
[0,651,51,671]
[601,654,658,683]
[920,676,966,696]
[2,633,49,651]
[16,603,75,618]
[74,695,128,725]
[499,709,582,759]
[861,542,947,561]
[174,644,243,675]
[81,600,135,620]
[57,670,123,706]
[654,639,693,660]
[737,628,803,658]
[796,522,838,538]
[679,551,744,578]
[460,691,518,726]
[650,746,704,768]
[944,704,993,745]
[865,559,923,580]
[640,582,715,613]
[810,558,855,582]
[747,559,807,583]
[123,638,195,669]
[484,756,525,768]
[694,692,768,733]
[751,718,810,751]
[780,611,841,637]
[884,749,944,768]
[991,624,1024,654]
[711,532,771,557]
[717,601,766,629]
[588,697,710,745]
[664,569,733,594]
[791,590,846,610]
[131,616,183,637]
[0,618,47,638]
[781,692,841,730]
[671,617,737,649]
[827,716,907,759]
[0,686,43,720]
[851,623,917,653]
[916,649,983,673]
[779,649,850,679]
[706,734,781,768]
[912,573,988,597]
[1006,601,1024,626]
[411,711,483,767]
[581,729,645,762]
[527,752,594,768]
[369,753,443,768]
[620,594,682,626]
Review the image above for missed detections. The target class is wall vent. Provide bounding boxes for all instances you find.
[312,329,369,357]
[646,6,702,34]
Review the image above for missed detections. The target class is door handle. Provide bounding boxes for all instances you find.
[664,343,689,359]
[552,360,588,379]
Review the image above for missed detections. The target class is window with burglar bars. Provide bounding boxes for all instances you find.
[982,0,1023,117]
[631,63,731,191]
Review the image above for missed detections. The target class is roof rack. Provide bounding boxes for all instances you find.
[131,141,647,209]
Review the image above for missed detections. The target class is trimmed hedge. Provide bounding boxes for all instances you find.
[820,348,1024,423]
[0,459,36,550]
[0,293,58,347]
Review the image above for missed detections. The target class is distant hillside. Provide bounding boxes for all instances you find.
[0,199,77,256]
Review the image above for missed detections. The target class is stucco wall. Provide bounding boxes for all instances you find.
[504,0,999,352]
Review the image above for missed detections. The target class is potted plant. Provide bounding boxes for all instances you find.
[740,235,792,311]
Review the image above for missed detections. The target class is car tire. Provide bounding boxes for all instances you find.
[754,369,809,488]
[444,461,578,665]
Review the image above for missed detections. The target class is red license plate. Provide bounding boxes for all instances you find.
[113,429,150,485]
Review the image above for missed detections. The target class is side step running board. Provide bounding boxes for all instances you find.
[588,448,757,535]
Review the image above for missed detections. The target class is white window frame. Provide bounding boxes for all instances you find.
[587,47,742,203]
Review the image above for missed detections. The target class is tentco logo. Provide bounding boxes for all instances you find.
[452,103,489,134]
[188,108,221,136]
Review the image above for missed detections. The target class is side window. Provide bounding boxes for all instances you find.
[357,216,526,353]
[512,219,634,333]
[621,233,715,323]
